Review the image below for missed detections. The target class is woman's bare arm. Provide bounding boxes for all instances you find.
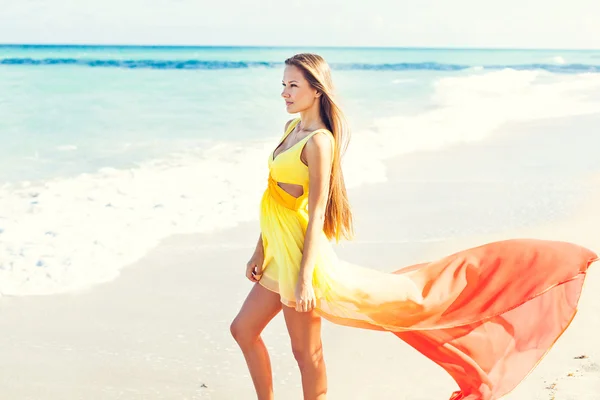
[298,132,334,284]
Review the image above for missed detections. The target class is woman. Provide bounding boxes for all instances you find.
[229,53,598,400]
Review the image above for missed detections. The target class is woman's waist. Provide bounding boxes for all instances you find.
[265,175,308,211]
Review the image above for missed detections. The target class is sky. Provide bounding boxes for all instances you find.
[1,0,599,49]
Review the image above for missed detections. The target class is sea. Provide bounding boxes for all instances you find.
[1,45,600,296]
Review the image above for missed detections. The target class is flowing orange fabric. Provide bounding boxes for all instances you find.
[259,118,599,399]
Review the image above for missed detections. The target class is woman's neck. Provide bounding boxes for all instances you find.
[298,108,324,132]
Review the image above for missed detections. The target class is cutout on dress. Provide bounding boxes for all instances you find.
[277,181,304,198]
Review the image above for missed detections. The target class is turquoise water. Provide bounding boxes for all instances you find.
[2,45,600,182]
[1,45,600,296]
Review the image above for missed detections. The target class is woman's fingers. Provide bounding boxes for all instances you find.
[253,264,263,281]
[246,262,258,282]
[295,299,314,313]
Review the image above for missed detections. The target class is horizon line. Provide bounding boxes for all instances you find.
[0,43,599,51]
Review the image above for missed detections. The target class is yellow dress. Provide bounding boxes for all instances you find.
[258,117,340,306]
[257,117,598,400]
[261,118,439,314]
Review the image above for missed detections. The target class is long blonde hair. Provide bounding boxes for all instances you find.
[285,53,354,242]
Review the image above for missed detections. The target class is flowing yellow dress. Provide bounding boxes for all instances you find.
[257,118,598,400]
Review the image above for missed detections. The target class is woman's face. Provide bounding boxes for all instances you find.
[281,65,320,114]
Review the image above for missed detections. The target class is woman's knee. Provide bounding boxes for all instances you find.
[229,317,245,342]
[230,317,258,348]
[291,343,324,369]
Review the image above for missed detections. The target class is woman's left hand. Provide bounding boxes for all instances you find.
[295,281,316,313]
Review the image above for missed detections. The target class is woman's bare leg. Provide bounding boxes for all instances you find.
[282,305,327,400]
[230,283,282,400]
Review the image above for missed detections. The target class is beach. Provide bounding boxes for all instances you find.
[1,113,599,399]
[3,45,600,298]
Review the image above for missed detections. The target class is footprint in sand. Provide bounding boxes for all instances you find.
[580,361,599,373]
[544,355,599,399]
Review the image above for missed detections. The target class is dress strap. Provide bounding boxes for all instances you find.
[305,128,334,141]
[298,129,335,160]
[281,118,301,140]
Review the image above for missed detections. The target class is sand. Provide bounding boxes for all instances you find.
[1,114,599,399]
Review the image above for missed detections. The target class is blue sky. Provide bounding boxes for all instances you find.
[1,0,599,49]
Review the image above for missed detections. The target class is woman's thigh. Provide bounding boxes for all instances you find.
[282,305,323,354]
[231,283,282,340]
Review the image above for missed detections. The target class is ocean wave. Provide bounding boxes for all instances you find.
[0,58,276,69]
[1,58,600,73]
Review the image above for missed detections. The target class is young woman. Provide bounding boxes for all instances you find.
[230,53,598,400]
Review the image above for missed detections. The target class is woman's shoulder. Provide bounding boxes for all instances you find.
[311,127,334,141]
[308,129,334,145]
[304,128,334,161]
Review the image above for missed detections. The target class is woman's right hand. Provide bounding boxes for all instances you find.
[246,251,265,282]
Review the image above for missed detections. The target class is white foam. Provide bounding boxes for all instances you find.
[0,143,273,296]
[2,69,600,297]
[344,70,600,171]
